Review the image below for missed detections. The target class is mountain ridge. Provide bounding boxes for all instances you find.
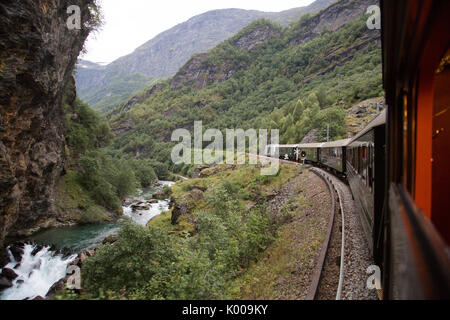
[76,0,335,113]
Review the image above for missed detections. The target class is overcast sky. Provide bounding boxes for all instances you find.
[82,0,315,64]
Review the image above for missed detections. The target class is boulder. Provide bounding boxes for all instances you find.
[131,204,150,211]
[69,258,80,267]
[0,248,9,268]
[0,277,13,289]
[46,279,65,297]
[85,249,95,257]
[9,243,24,262]
[192,165,210,178]
[152,191,167,200]
[31,245,43,256]
[1,268,18,280]
[102,234,118,245]
[79,252,87,263]
[171,189,204,225]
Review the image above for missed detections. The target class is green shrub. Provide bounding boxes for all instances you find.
[82,221,179,296]
[78,206,110,224]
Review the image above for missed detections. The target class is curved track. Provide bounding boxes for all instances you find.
[312,167,378,300]
[248,154,379,299]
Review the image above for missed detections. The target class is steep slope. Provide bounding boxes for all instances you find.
[0,0,100,247]
[104,0,381,174]
[76,0,335,113]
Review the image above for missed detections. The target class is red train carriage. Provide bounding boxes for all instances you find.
[381,0,450,299]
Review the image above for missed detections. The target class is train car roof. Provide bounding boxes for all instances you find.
[349,109,386,143]
[297,142,323,148]
[320,138,352,148]
[298,138,351,149]
[266,144,299,148]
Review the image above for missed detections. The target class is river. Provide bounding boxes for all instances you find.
[0,181,175,300]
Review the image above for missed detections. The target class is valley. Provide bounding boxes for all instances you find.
[1,0,385,301]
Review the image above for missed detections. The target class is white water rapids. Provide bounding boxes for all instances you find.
[0,180,176,300]
[0,244,77,300]
[122,181,175,226]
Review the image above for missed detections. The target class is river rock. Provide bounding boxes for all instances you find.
[79,252,87,263]
[146,199,158,204]
[102,234,118,245]
[70,258,80,267]
[131,204,150,211]
[0,277,13,289]
[46,279,66,297]
[33,296,45,300]
[85,249,95,257]
[9,243,25,262]
[123,198,135,206]
[31,245,44,256]
[1,268,18,280]
[0,248,9,268]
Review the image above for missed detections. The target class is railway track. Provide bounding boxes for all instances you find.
[248,154,378,299]
[310,167,378,300]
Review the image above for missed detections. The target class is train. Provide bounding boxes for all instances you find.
[263,0,450,299]
[265,110,386,263]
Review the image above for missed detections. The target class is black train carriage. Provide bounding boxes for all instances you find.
[318,139,351,175]
[297,143,321,163]
[346,111,386,260]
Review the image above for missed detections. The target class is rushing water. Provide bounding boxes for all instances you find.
[0,244,77,300]
[122,181,174,227]
[0,181,175,300]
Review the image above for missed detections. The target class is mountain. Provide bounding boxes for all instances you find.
[105,0,382,174]
[76,0,335,113]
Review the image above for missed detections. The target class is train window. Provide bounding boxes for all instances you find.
[358,146,362,174]
[362,147,367,180]
[369,145,374,191]
[431,48,450,244]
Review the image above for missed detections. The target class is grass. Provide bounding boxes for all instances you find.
[151,163,300,238]
[227,174,326,300]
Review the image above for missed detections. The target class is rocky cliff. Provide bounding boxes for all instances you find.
[289,0,376,46]
[0,0,99,248]
[170,21,281,90]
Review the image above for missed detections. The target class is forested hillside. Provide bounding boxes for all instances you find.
[76,0,335,113]
[105,0,382,177]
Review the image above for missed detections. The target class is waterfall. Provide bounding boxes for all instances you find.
[0,244,76,300]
